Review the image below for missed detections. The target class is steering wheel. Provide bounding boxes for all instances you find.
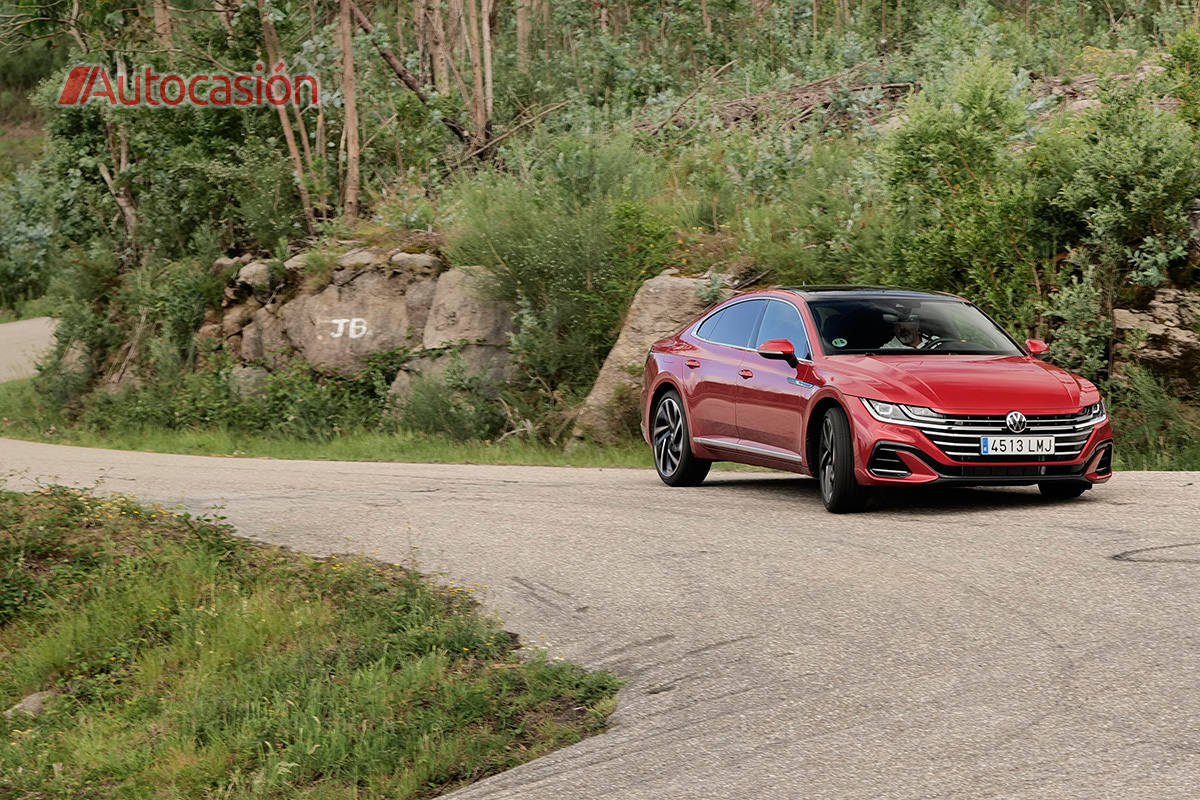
[918,336,959,350]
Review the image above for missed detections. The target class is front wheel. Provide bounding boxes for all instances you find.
[652,389,711,487]
[817,406,870,513]
[1038,481,1088,500]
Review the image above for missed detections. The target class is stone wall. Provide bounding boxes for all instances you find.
[196,246,512,394]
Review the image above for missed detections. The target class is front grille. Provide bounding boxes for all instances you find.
[907,409,1105,462]
[868,446,911,477]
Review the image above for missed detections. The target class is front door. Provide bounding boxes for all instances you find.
[736,298,816,462]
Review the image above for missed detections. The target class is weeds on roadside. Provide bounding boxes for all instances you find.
[0,486,620,799]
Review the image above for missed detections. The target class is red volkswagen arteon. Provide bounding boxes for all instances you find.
[640,287,1114,513]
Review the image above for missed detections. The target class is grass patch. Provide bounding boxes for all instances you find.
[0,378,652,468]
[0,486,621,799]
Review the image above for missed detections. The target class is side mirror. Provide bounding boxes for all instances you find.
[757,338,799,368]
[1026,338,1049,356]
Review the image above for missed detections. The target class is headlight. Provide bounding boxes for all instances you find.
[1084,400,1106,423]
[861,398,942,425]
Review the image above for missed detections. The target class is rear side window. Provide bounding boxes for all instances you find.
[696,300,766,349]
[756,300,812,359]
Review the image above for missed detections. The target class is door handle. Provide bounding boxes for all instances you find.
[738,369,754,379]
[685,359,701,369]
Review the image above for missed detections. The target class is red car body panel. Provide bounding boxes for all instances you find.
[641,288,1114,489]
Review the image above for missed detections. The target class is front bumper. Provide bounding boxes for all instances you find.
[847,402,1115,487]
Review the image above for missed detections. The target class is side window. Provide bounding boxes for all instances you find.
[705,299,765,348]
[756,300,811,359]
[695,308,725,341]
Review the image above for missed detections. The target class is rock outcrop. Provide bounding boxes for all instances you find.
[280,269,430,375]
[1113,287,1200,394]
[202,244,460,376]
[388,267,513,396]
[568,271,724,447]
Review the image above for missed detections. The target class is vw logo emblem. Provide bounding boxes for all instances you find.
[1005,410,1027,433]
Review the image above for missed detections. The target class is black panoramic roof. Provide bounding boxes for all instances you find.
[782,285,963,300]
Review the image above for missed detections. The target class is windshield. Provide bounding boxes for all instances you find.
[807,297,1022,356]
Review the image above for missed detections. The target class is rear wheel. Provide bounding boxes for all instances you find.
[652,389,711,487]
[817,406,870,513]
[1038,481,1088,500]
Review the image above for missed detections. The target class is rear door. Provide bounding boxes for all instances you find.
[735,298,817,463]
[685,299,766,441]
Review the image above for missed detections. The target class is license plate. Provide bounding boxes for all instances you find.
[981,436,1055,455]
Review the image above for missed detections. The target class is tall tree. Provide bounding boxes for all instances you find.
[340,0,361,222]
[258,0,316,232]
[516,0,532,71]
[152,0,173,50]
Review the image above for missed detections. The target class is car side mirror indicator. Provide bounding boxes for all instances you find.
[1026,338,1049,356]
[757,338,799,368]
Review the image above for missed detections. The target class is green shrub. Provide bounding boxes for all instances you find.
[1109,366,1200,470]
[1048,84,1199,291]
[398,359,508,442]
[882,57,1043,327]
[1039,263,1112,380]
[81,349,410,440]
[447,136,672,393]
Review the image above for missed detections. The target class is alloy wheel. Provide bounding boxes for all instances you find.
[819,414,836,500]
[653,396,685,477]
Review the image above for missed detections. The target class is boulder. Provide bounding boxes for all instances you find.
[388,267,512,397]
[213,255,241,273]
[221,304,254,338]
[239,306,291,368]
[4,691,55,720]
[237,260,273,292]
[389,251,443,272]
[283,254,307,274]
[421,268,511,351]
[405,276,439,345]
[230,364,270,400]
[1113,288,1200,394]
[568,271,724,447]
[337,247,390,269]
[279,270,422,375]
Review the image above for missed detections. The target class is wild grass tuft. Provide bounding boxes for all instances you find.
[0,487,621,799]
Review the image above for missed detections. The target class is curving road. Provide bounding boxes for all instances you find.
[2,436,1200,799]
[4,317,1200,798]
[0,316,54,381]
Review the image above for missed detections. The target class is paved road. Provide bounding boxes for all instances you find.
[0,317,54,381]
[2,437,1199,799]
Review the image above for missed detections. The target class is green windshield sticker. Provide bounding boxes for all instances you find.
[832,337,847,347]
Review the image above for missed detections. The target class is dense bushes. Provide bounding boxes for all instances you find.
[447,136,673,392]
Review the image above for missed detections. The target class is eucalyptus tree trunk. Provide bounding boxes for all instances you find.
[462,0,487,150]
[340,0,361,222]
[516,0,532,71]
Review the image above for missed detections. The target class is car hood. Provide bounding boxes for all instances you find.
[820,355,1099,413]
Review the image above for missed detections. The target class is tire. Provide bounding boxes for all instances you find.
[651,389,711,487]
[816,405,870,513]
[1038,481,1088,500]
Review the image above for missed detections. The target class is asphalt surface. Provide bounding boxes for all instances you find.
[0,316,54,381]
[3,315,1200,798]
[2,436,1199,799]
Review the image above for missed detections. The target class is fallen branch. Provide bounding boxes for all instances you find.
[447,100,569,170]
[648,59,736,137]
